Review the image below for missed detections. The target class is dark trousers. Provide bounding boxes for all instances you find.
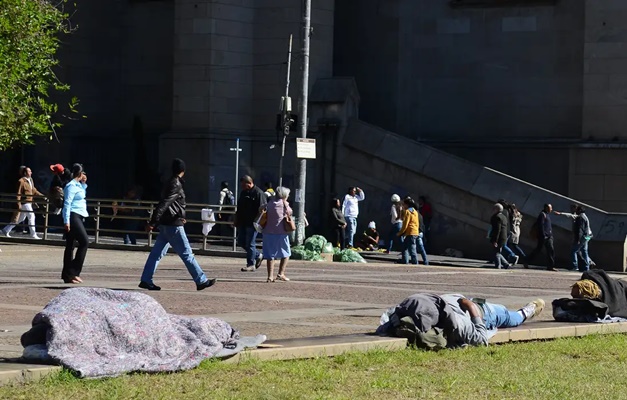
[62,212,89,281]
[332,227,345,249]
[527,236,555,268]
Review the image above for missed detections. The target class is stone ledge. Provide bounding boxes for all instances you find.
[224,334,407,363]
[4,323,627,386]
[0,364,61,386]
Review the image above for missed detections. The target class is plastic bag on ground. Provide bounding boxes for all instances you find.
[333,249,367,263]
[291,246,307,260]
[304,235,327,253]
[290,246,323,261]
[321,242,334,254]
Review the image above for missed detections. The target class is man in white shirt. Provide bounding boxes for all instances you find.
[342,186,365,248]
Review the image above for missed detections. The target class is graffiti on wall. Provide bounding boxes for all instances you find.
[598,219,627,240]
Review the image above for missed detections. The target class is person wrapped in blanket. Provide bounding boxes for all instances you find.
[553,269,627,323]
[377,293,545,349]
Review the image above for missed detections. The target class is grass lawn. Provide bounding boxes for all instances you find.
[3,334,627,400]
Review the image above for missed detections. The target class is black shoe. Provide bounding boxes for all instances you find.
[138,281,161,291]
[255,255,263,269]
[196,278,217,291]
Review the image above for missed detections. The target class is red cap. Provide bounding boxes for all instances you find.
[49,164,64,174]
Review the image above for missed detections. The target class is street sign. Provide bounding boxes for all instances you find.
[296,138,316,159]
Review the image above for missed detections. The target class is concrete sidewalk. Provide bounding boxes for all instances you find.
[0,243,622,385]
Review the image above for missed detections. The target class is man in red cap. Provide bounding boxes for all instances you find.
[49,164,71,216]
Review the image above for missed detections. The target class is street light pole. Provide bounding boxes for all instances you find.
[279,34,294,189]
[294,0,311,245]
[229,138,242,251]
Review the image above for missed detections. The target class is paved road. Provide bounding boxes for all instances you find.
[0,242,600,358]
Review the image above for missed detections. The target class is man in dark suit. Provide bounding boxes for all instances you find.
[490,203,511,269]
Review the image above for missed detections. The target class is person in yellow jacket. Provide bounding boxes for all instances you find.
[398,197,420,265]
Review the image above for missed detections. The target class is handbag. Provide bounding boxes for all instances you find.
[283,200,296,233]
[253,208,267,233]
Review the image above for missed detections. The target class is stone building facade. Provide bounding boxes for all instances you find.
[2,0,626,216]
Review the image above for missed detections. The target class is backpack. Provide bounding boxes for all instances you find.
[223,190,235,206]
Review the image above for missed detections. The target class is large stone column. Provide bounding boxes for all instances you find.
[569,1,627,212]
[165,0,256,202]
[163,0,334,204]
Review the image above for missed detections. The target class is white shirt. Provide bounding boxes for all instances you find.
[342,190,365,218]
[390,204,402,224]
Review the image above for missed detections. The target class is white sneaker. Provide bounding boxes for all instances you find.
[4,230,11,238]
[521,298,545,321]
[30,234,41,240]
[512,256,520,266]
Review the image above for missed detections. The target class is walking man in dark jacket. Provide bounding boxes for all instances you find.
[235,175,267,272]
[490,204,511,269]
[526,204,557,271]
[138,158,216,291]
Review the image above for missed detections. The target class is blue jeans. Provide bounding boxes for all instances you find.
[387,222,403,252]
[237,226,259,267]
[502,234,517,261]
[494,246,510,269]
[572,239,590,271]
[345,216,357,248]
[401,235,418,264]
[508,241,527,259]
[417,233,429,265]
[141,226,207,284]
[482,302,524,330]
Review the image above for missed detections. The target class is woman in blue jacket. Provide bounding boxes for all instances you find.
[62,164,89,284]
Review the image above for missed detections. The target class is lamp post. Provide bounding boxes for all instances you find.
[229,138,242,251]
[278,35,294,188]
[294,0,312,245]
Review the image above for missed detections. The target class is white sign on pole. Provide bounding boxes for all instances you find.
[295,189,304,203]
[296,138,316,159]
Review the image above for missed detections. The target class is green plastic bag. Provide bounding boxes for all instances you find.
[334,249,367,263]
[290,245,324,261]
[321,242,334,254]
[291,246,307,260]
[304,235,327,253]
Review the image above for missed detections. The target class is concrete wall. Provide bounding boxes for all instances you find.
[583,0,627,139]
[332,0,594,203]
[569,147,627,213]
[334,0,585,140]
[165,0,335,205]
[338,119,627,271]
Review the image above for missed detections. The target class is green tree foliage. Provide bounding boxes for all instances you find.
[0,0,78,150]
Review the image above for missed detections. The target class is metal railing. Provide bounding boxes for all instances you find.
[0,192,239,251]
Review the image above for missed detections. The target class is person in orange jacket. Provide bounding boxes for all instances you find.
[398,197,421,265]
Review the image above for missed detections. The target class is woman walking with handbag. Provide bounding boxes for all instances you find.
[62,164,90,284]
[262,186,294,282]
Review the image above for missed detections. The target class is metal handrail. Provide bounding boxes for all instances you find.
[0,192,239,251]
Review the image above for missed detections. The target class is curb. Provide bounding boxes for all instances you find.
[360,253,488,268]
[3,322,627,386]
